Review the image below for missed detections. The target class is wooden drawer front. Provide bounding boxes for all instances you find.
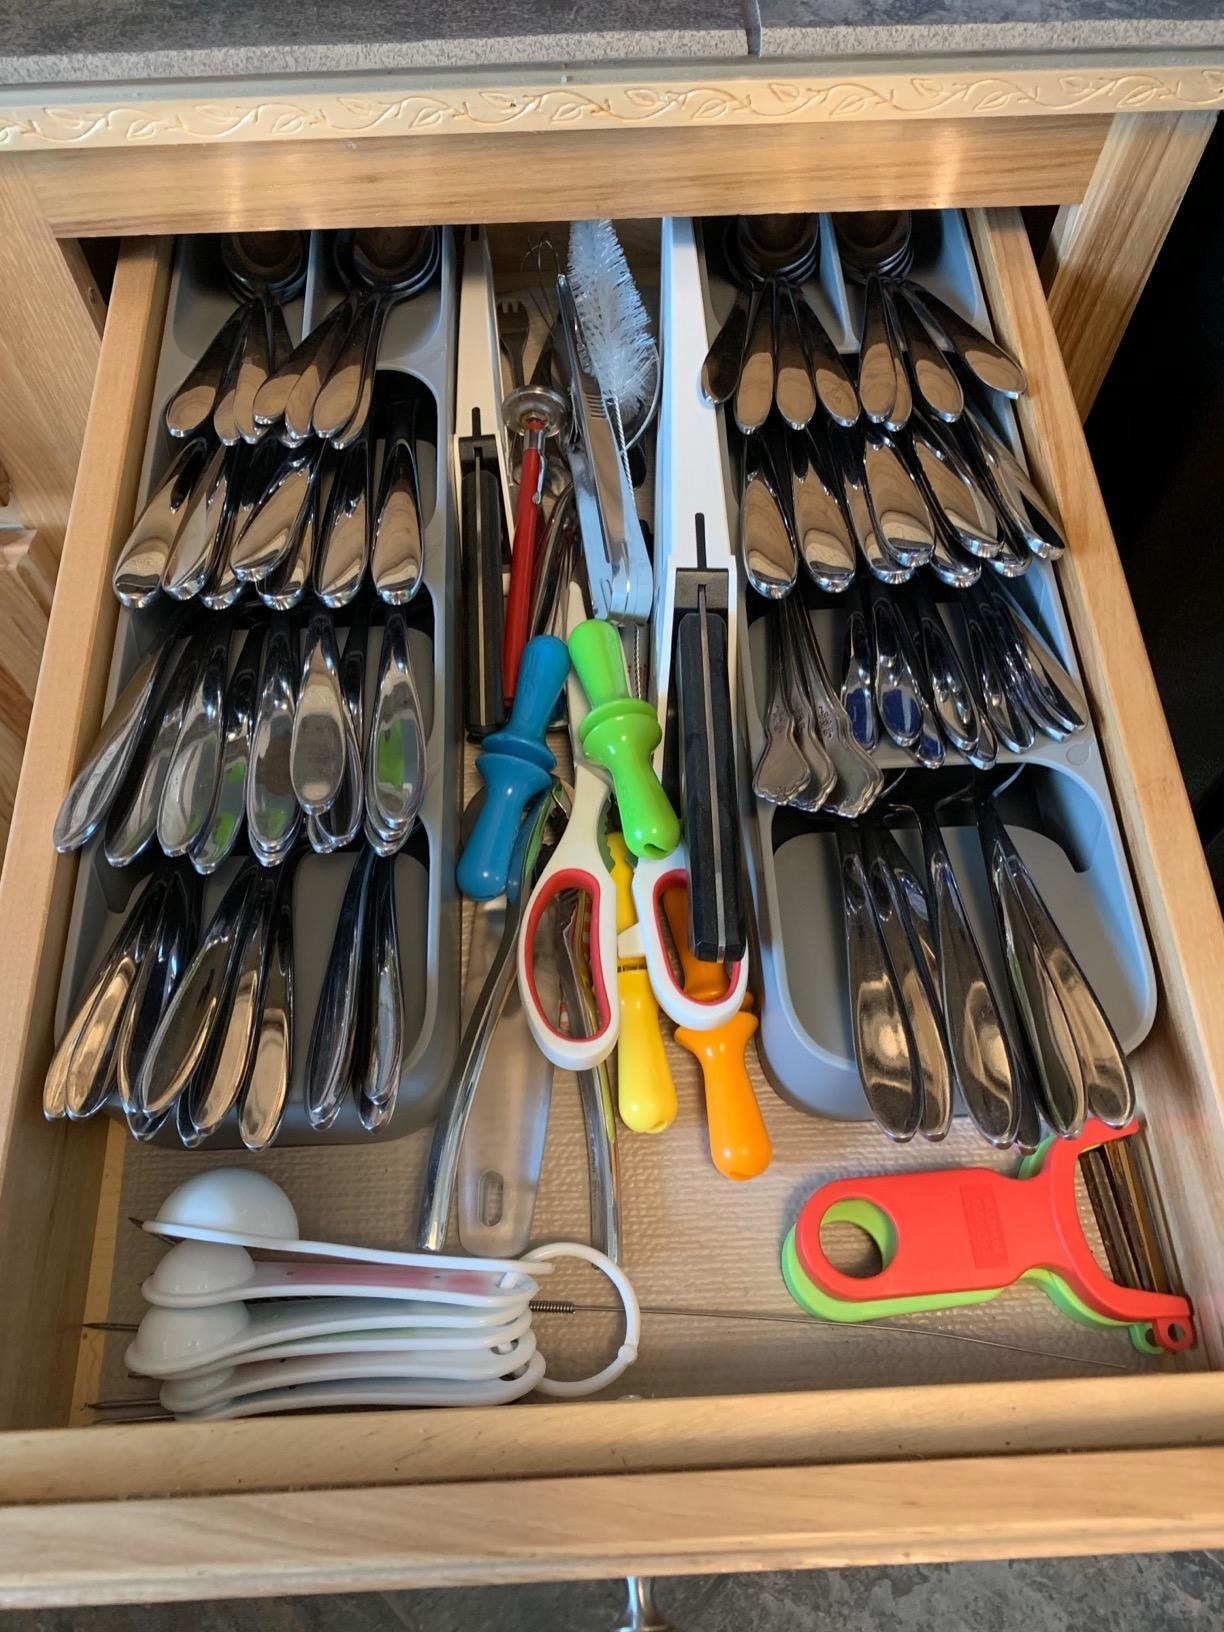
[7,1447,1224,1607]
[19,120,1112,238]
[1,210,1224,1606]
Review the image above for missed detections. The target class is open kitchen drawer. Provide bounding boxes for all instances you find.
[0,207,1223,1607]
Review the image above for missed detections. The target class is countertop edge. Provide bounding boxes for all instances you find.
[4,18,1224,92]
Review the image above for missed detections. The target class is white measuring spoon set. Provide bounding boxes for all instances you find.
[127,1168,639,1418]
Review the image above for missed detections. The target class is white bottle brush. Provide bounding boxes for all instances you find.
[567,219,656,470]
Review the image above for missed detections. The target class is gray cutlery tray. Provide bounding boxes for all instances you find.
[696,209,1157,1122]
[53,229,462,1145]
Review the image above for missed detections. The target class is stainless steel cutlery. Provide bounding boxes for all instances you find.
[753,572,1084,809]
[54,605,427,870]
[784,768,1134,1148]
[47,835,409,1148]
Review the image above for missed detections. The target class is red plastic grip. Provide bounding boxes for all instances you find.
[521,865,615,1049]
[502,441,545,703]
[793,1119,1194,1349]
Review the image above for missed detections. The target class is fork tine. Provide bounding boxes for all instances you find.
[496,297,531,390]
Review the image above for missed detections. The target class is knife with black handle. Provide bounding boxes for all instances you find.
[459,421,506,741]
[674,574,746,964]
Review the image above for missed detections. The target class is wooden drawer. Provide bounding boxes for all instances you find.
[1,207,1224,1608]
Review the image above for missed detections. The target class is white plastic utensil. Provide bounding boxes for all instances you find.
[142,1239,540,1311]
[160,1338,540,1413]
[128,1296,534,1379]
[141,1168,551,1285]
[130,1171,640,1418]
[163,1363,548,1419]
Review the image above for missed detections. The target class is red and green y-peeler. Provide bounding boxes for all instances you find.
[782,1119,1194,1355]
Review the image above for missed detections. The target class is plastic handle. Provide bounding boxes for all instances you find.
[663,885,770,1180]
[675,607,747,963]
[459,448,506,741]
[516,788,619,1075]
[616,966,678,1134]
[501,443,545,703]
[484,635,570,771]
[607,830,637,935]
[569,620,678,861]
[661,878,724,1002]
[568,617,631,709]
[675,1008,771,1181]
[606,832,676,1133]
[456,752,553,900]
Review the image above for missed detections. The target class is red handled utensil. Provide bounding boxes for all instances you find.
[793,1119,1194,1353]
[502,385,568,702]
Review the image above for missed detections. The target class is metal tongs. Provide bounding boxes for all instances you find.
[556,274,653,625]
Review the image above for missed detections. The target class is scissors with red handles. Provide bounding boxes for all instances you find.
[516,650,619,1070]
[517,599,746,1071]
[626,845,748,1031]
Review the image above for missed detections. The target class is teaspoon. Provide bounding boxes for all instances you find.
[306,845,377,1130]
[751,612,810,807]
[104,637,205,867]
[790,429,856,593]
[364,611,426,850]
[113,440,210,608]
[739,432,797,600]
[137,864,261,1120]
[371,389,424,605]
[157,624,231,857]
[240,863,294,1150]
[247,620,301,866]
[700,286,752,407]
[54,635,182,851]
[190,625,264,875]
[315,437,371,607]
[291,610,346,815]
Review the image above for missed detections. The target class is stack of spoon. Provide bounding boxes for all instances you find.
[753,575,1088,809]
[808,773,1136,1148]
[837,574,1089,768]
[163,233,308,449]
[122,1228,551,1418]
[115,373,430,613]
[701,211,1065,600]
[738,394,1065,602]
[116,228,440,613]
[89,1168,638,1420]
[44,834,412,1146]
[751,590,883,819]
[52,602,427,871]
[251,227,439,450]
[701,216,861,435]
